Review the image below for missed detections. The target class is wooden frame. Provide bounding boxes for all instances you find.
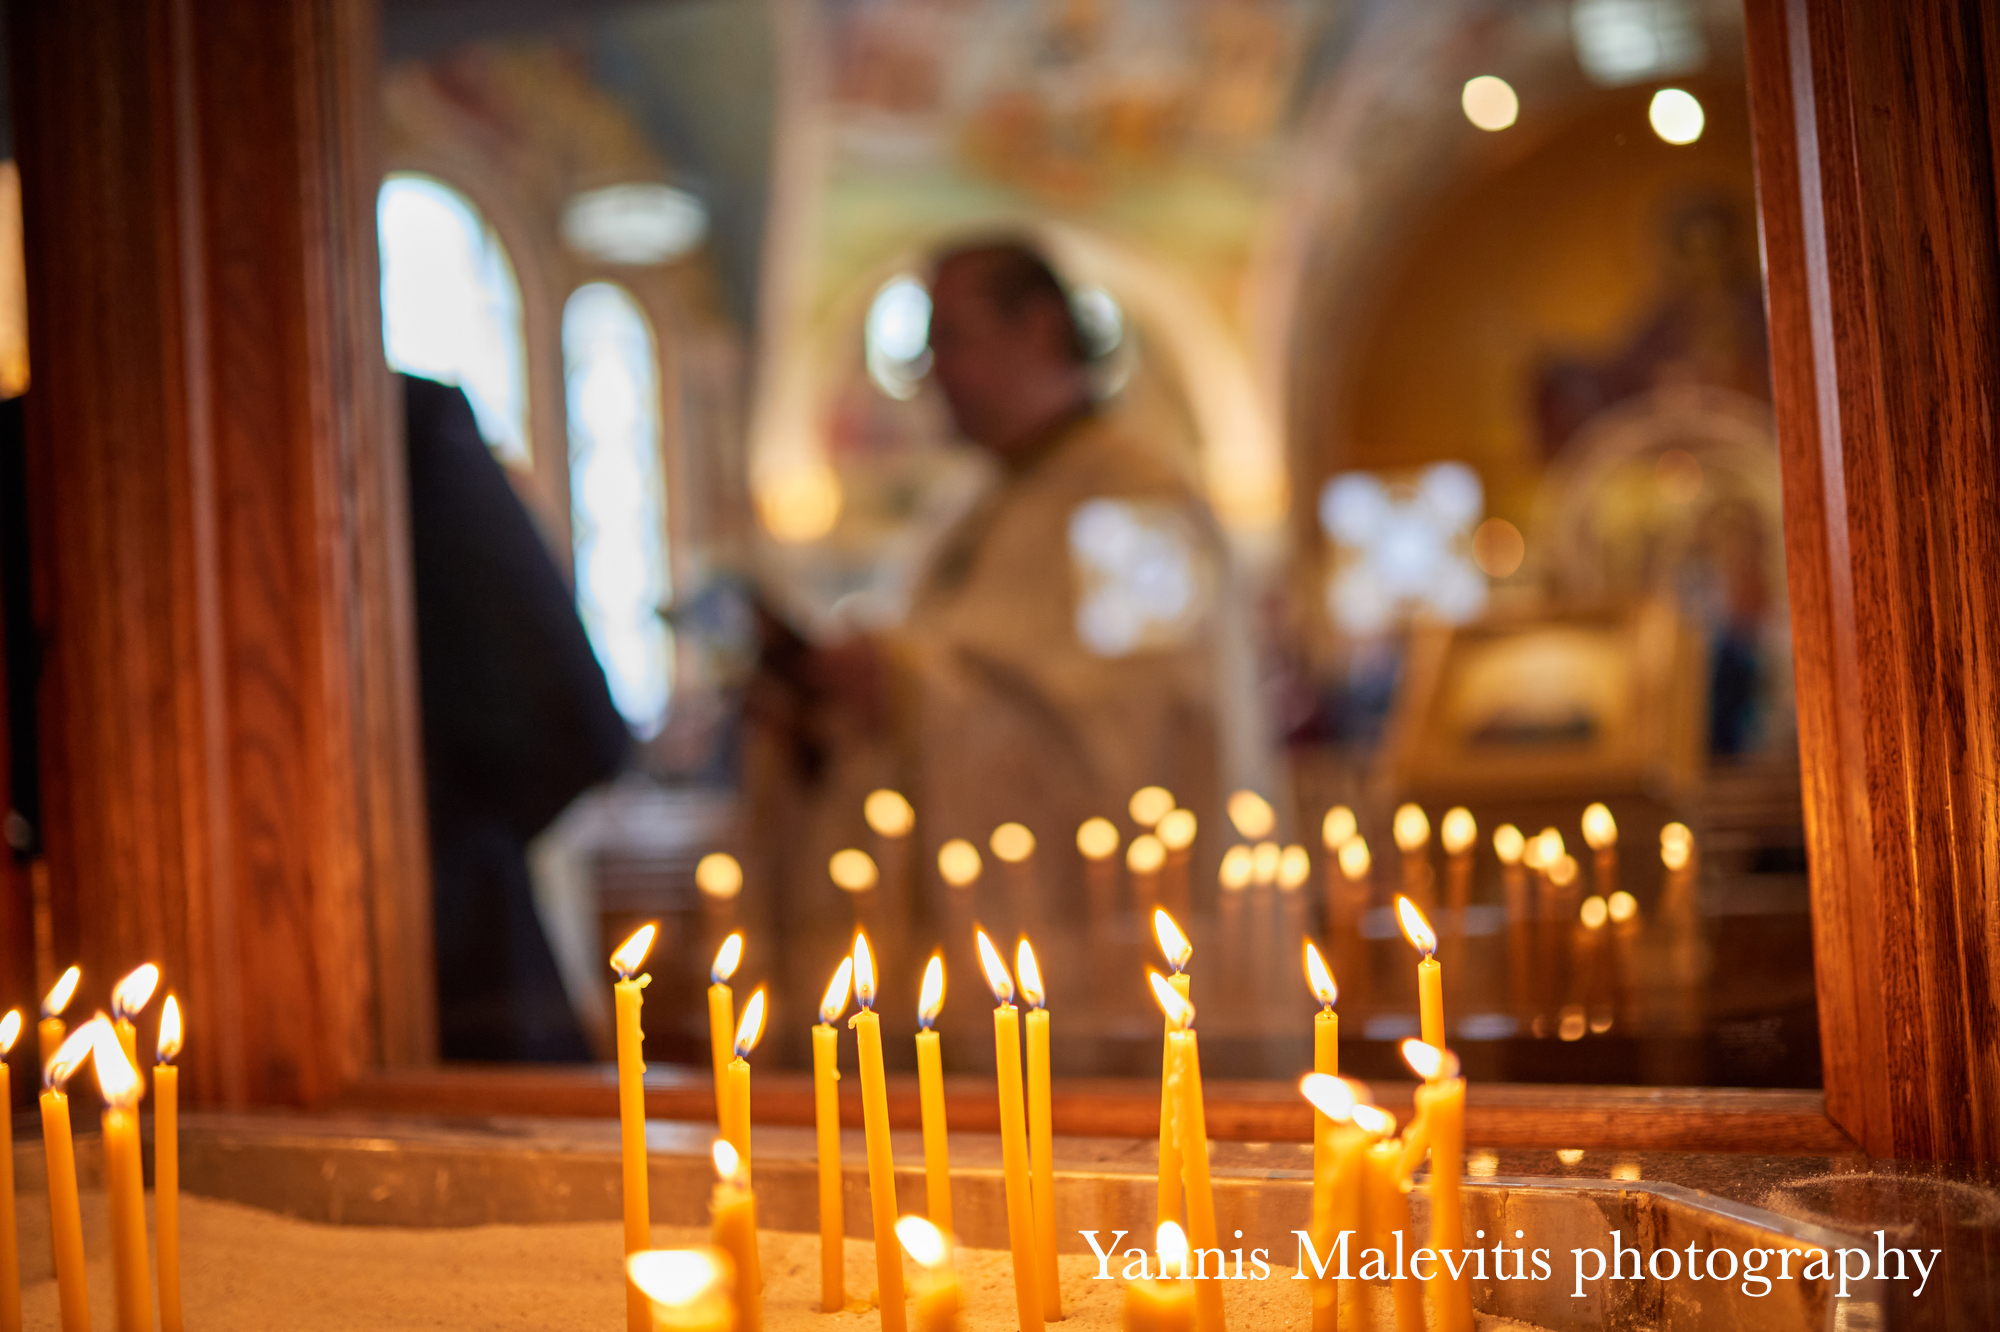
[7,0,1992,1160]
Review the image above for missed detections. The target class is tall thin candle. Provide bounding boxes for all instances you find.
[710,1140,763,1332]
[39,1022,95,1332]
[1151,974,1224,1332]
[1152,910,1193,1227]
[976,930,1044,1332]
[1018,939,1063,1321]
[1395,897,1444,1050]
[1402,1041,1471,1332]
[814,959,852,1313]
[916,955,953,1234]
[92,1024,152,1332]
[1302,939,1339,1332]
[37,966,77,1069]
[708,933,743,1135]
[0,1012,19,1332]
[1298,1075,1377,1332]
[727,989,766,1179]
[850,935,908,1332]
[109,963,159,1094]
[155,997,185,1332]
[611,924,658,1332]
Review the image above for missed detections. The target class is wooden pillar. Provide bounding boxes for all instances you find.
[9,0,432,1104]
[1745,0,2000,1160]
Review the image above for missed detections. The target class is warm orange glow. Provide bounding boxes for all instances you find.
[1148,971,1194,1029]
[157,995,183,1064]
[611,924,658,980]
[853,934,878,1010]
[1297,1072,1361,1121]
[1392,804,1430,853]
[1337,836,1372,881]
[990,822,1036,864]
[1156,1221,1189,1278]
[918,955,945,1028]
[0,1009,17,1056]
[1396,896,1437,958]
[1016,939,1045,1010]
[1303,941,1338,1009]
[1351,1104,1397,1137]
[708,931,742,985]
[1608,890,1639,924]
[1582,803,1618,850]
[1219,845,1254,890]
[1128,786,1176,828]
[1579,896,1609,930]
[1153,909,1192,973]
[42,965,80,1019]
[1471,516,1525,577]
[830,848,880,892]
[1660,821,1693,850]
[1321,805,1356,850]
[92,1021,141,1110]
[896,1215,950,1270]
[712,1138,744,1182]
[1549,855,1579,888]
[1399,1038,1461,1082]
[1662,838,1692,872]
[1536,827,1566,864]
[1126,834,1166,875]
[1278,844,1311,890]
[1251,840,1281,886]
[1493,824,1525,865]
[111,963,160,1021]
[1441,807,1477,857]
[733,989,767,1058]
[1157,808,1197,852]
[1226,790,1275,839]
[975,929,1014,1005]
[1077,817,1121,861]
[695,853,743,900]
[43,1018,99,1090]
[627,1248,731,1310]
[819,957,854,1025]
[938,839,983,888]
[864,788,916,838]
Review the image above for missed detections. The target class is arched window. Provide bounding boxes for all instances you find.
[377,173,531,465]
[562,282,671,737]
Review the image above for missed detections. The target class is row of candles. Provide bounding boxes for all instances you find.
[0,961,186,1332]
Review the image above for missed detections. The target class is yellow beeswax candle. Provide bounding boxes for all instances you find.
[1392,804,1432,910]
[92,1024,152,1332]
[1395,897,1444,1049]
[110,962,159,1097]
[1582,803,1618,900]
[898,1216,962,1332]
[0,1012,20,1332]
[850,934,908,1332]
[916,955,953,1234]
[41,1021,95,1332]
[628,1248,735,1332]
[38,965,78,1070]
[1402,1042,1470,1332]
[727,989,766,1181]
[1018,939,1063,1321]
[1363,1136,1424,1332]
[976,930,1044,1332]
[814,958,852,1313]
[1300,948,1340,1332]
[708,933,743,1134]
[1152,910,1192,1227]
[710,1140,763,1332]
[1151,974,1223,1332]
[1298,1075,1375,1332]
[612,924,659,1332]
[156,997,185,1332]
[1123,1222,1195,1332]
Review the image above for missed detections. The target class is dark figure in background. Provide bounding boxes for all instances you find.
[403,376,629,1061]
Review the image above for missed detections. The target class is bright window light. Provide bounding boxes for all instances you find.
[1572,0,1706,87]
[1320,463,1488,635]
[1462,76,1520,132]
[865,275,933,400]
[1648,88,1705,144]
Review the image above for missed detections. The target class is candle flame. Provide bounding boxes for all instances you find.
[0,1010,18,1056]
[627,1248,731,1310]
[1225,790,1275,839]
[1493,824,1525,866]
[990,822,1036,864]
[1396,896,1437,958]
[918,954,945,1028]
[1661,837,1692,873]
[1251,841,1281,886]
[733,988,766,1058]
[1351,1104,1397,1137]
[1156,1221,1189,1279]
[1392,804,1430,853]
[1549,854,1579,888]
[1660,821,1693,850]
[1608,890,1639,924]
[1582,802,1618,850]
[1219,845,1254,891]
[1536,827,1565,865]
[1128,786,1176,828]
[1016,938,1045,1010]
[975,929,1014,1005]
[896,1215,951,1270]
[864,789,916,838]
[1304,941,1338,1009]
[1157,809,1197,852]
[695,853,743,900]
[1126,834,1166,875]
[830,848,879,892]
[853,934,878,1010]
[1400,1037,1461,1082]
[1076,817,1121,861]
[111,963,160,1020]
[1297,1072,1362,1121]
[1278,844,1311,891]
[92,1020,141,1110]
[820,957,854,1025]
[1337,836,1372,881]
[1148,970,1195,1029]
[157,994,182,1064]
[43,1017,99,1090]
[709,931,742,985]
[1321,805,1356,850]
[1153,909,1192,972]
[938,839,983,888]
[1441,807,1477,857]
[711,1138,744,1183]
[1579,896,1608,930]
[42,965,80,1019]
[611,924,658,980]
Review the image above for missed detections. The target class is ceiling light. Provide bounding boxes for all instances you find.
[560,183,708,266]
[1648,88,1705,144]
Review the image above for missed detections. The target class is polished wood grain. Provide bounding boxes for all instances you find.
[1744,0,2000,1161]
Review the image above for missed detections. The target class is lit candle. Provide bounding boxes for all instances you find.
[110,962,160,1091]
[1078,818,1122,941]
[38,965,78,1068]
[628,1248,735,1332]
[1401,1041,1470,1332]
[710,1140,763,1332]
[726,989,767,1178]
[1546,852,1581,1031]
[1297,1075,1376,1332]
[1129,785,1175,830]
[1128,834,1166,922]
[1304,940,1339,1082]
[1359,1111,1423,1332]
[1218,848,1252,1009]
[991,823,1041,942]
[814,958,852,1313]
[1607,889,1639,1025]
[975,929,1044,1332]
[92,1023,152,1332]
[832,848,882,941]
[940,840,984,992]
[1396,897,1444,1049]
[1392,804,1432,912]
[1439,807,1476,924]
[1151,909,1193,1227]
[1122,1222,1195,1332]
[1335,838,1373,1020]
[898,1215,962,1332]
[849,934,909,1332]
[1582,803,1618,901]
[612,925,659,1332]
[1157,810,1197,920]
[866,788,916,918]
[156,996,185,1332]
[695,852,744,946]
[1493,824,1532,1025]
[1017,939,1063,1321]
[39,1021,95,1332]
[1277,847,1311,993]
[1150,974,1224,1332]
[1660,824,1696,921]
[1225,790,1275,841]
[916,954,953,1234]
[708,933,743,1135]
[0,1011,20,1332]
